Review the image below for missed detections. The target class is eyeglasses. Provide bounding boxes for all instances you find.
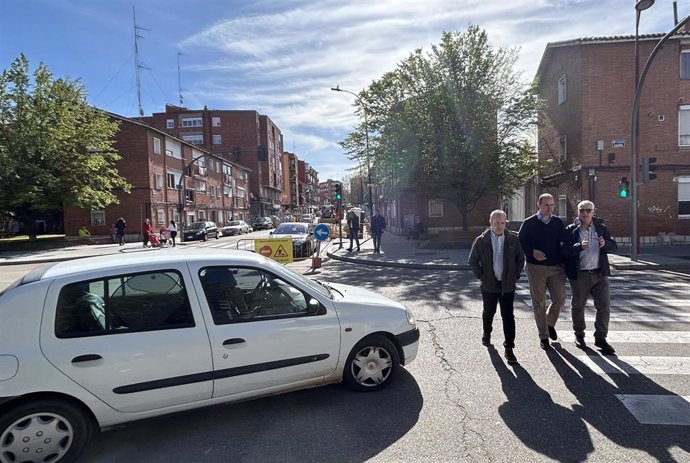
[579,208,593,213]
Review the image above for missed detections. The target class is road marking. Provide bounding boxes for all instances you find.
[577,355,690,376]
[556,313,690,323]
[615,394,690,425]
[559,331,690,343]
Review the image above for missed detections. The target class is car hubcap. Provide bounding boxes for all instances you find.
[0,412,73,463]
[351,346,393,387]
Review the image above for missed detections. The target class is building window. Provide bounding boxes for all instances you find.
[153,137,161,155]
[198,210,206,220]
[679,176,690,217]
[681,49,690,79]
[182,134,204,145]
[181,117,203,127]
[558,195,567,220]
[213,134,222,145]
[558,74,567,105]
[165,138,182,159]
[679,105,690,146]
[154,173,163,190]
[195,179,207,193]
[156,208,165,225]
[166,119,174,129]
[428,198,443,217]
[212,117,221,127]
[90,210,105,226]
[224,186,232,197]
[559,136,567,161]
[167,170,182,189]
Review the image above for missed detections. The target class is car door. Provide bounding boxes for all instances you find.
[190,263,340,397]
[40,265,214,413]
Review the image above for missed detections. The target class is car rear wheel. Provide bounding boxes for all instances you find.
[343,335,399,391]
[0,400,93,463]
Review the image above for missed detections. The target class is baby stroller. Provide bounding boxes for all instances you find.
[148,233,161,248]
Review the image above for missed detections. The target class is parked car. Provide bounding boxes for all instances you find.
[253,217,273,230]
[183,221,219,241]
[270,222,316,258]
[221,220,250,236]
[269,215,282,227]
[299,214,313,223]
[0,251,419,462]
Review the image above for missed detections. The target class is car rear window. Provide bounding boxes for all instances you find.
[55,270,195,338]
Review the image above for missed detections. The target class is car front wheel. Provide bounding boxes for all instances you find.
[215,232,219,239]
[0,400,93,463]
[343,335,399,391]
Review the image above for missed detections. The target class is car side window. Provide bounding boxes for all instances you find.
[199,266,309,325]
[55,270,195,338]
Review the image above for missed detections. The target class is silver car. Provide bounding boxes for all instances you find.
[0,251,419,462]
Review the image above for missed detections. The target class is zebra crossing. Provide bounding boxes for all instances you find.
[516,270,690,426]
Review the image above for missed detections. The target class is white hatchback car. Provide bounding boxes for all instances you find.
[0,251,419,462]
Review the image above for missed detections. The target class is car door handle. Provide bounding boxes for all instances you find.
[71,354,103,363]
[223,338,246,346]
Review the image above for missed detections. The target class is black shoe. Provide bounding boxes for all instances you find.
[504,348,518,365]
[548,325,558,341]
[357,247,360,252]
[595,339,616,355]
[482,334,491,346]
[575,335,587,349]
[347,248,352,252]
[540,339,551,350]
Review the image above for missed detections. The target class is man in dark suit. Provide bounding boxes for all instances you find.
[347,210,360,252]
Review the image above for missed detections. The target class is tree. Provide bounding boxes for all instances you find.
[343,26,540,229]
[0,55,131,238]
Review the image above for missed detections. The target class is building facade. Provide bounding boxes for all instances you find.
[536,32,690,244]
[64,114,250,238]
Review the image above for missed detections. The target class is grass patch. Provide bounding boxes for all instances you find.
[0,234,71,251]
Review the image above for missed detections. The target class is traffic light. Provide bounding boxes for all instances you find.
[642,156,657,182]
[618,177,630,198]
[334,183,342,201]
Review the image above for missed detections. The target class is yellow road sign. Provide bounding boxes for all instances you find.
[254,238,293,263]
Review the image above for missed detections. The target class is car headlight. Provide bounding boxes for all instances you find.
[405,307,416,326]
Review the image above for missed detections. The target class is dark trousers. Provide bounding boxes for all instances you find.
[481,289,516,348]
[372,231,382,252]
[349,229,360,250]
[170,231,177,246]
[143,232,150,247]
[117,232,125,245]
[570,271,611,341]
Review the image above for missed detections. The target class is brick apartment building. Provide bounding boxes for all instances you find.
[63,114,251,239]
[536,32,690,244]
[146,105,284,219]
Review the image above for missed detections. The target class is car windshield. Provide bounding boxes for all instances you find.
[274,223,307,235]
[228,221,241,226]
[254,218,268,223]
[187,222,205,230]
[265,259,332,299]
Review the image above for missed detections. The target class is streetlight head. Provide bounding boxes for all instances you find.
[635,0,654,12]
[330,86,341,92]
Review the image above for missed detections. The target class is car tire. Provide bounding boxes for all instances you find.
[202,233,207,242]
[0,399,93,463]
[343,335,399,392]
[215,232,219,239]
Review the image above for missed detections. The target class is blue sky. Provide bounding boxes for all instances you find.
[1,0,686,181]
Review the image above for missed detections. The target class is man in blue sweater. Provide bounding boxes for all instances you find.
[518,193,567,350]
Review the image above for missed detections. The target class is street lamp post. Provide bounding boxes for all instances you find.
[331,85,374,222]
[630,1,689,260]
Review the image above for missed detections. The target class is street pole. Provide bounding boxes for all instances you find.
[630,6,688,260]
[331,85,374,222]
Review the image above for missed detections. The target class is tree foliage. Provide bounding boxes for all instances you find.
[341,26,540,229]
[0,54,130,235]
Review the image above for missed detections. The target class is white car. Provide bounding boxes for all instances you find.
[0,251,418,462]
[220,220,250,236]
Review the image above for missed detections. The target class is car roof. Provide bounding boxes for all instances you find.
[40,250,267,280]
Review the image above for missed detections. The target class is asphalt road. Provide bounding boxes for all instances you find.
[1,255,689,462]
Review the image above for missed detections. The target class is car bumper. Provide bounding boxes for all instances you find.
[396,328,420,365]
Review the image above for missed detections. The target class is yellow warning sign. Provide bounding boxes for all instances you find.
[254,238,293,263]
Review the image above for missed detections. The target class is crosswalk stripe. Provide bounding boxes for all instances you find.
[559,331,690,343]
[556,313,690,323]
[577,355,690,376]
[615,395,690,426]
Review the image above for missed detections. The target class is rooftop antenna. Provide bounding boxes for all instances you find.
[177,51,184,106]
[133,6,151,117]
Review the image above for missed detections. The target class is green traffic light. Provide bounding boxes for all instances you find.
[619,189,628,198]
[336,193,342,200]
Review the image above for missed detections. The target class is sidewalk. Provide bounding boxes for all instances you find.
[326,232,690,272]
[2,233,690,272]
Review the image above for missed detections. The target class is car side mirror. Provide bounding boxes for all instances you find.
[269,231,273,235]
[307,298,321,314]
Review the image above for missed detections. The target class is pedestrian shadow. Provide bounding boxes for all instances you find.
[489,347,594,462]
[550,345,690,462]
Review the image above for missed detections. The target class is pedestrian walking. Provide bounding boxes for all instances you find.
[347,210,360,252]
[115,217,127,246]
[518,193,567,350]
[469,210,525,365]
[562,200,618,355]
[371,210,386,254]
[168,220,177,247]
[142,218,152,248]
